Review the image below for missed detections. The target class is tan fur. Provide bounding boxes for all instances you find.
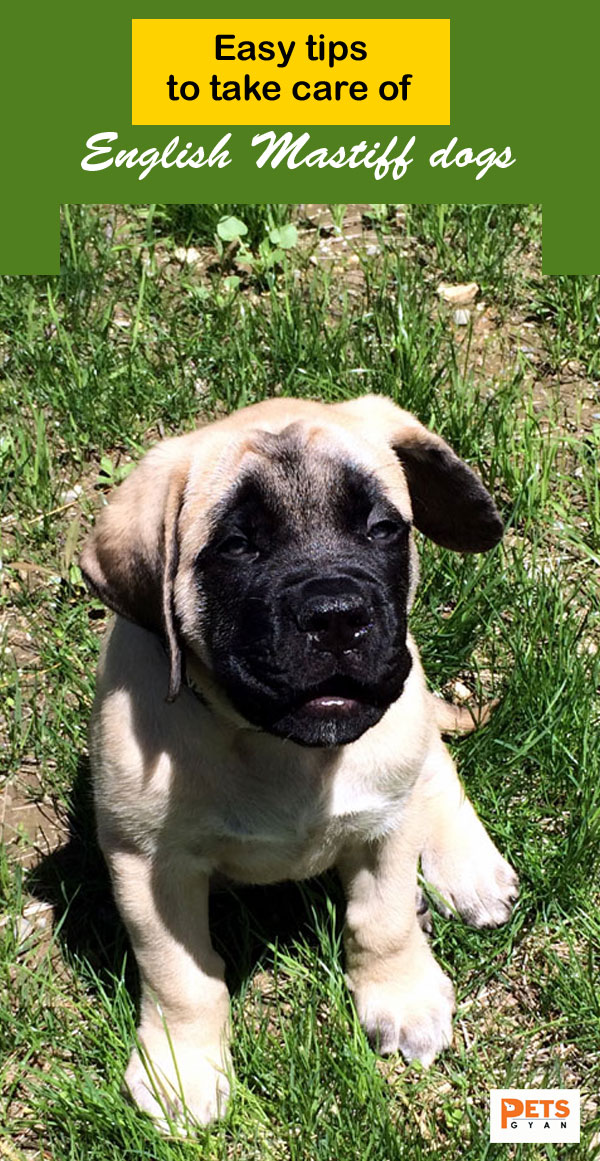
[431,694,498,734]
[83,396,517,1133]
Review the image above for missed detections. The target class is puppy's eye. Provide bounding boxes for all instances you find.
[367,519,403,541]
[217,533,254,558]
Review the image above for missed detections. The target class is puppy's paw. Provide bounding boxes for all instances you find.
[422,820,519,929]
[351,954,455,1066]
[125,1039,231,1135]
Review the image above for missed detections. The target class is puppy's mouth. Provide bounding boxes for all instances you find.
[293,677,378,719]
[303,695,360,715]
[212,651,413,747]
[266,673,391,746]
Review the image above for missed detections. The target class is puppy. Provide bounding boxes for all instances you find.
[81,394,518,1132]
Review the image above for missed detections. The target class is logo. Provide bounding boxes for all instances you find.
[490,1089,580,1143]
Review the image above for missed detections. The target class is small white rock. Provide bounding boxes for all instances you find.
[61,485,83,504]
[437,281,479,306]
[174,246,201,265]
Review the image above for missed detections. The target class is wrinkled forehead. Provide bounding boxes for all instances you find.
[205,420,412,529]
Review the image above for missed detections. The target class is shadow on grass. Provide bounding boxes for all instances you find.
[27,754,345,1000]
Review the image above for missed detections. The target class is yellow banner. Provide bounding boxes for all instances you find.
[132,19,450,126]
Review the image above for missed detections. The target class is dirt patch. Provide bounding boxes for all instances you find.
[0,766,67,868]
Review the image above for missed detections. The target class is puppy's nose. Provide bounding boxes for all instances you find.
[298,594,373,655]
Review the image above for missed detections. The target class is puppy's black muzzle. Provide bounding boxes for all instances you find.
[292,576,374,658]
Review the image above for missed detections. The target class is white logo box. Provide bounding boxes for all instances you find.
[490,1089,580,1143]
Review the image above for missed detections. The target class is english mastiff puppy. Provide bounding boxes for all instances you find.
[81,394,518,1132]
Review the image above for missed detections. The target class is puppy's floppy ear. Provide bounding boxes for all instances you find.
[338,395,503,553]
[80,441,191,701]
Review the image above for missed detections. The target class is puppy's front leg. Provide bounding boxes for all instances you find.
[338,799,455,1066]
[419,736,519,927]
[108,849,231,1132]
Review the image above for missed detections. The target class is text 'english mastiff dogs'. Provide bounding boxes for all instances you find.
[81,394,518,1133]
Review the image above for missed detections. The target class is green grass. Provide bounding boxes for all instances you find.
[155,202,293,248]
[528,274,600,377]
[1,204,599,1160]
[402,203,541,303]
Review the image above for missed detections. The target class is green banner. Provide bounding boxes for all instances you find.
[1,1,599,272]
